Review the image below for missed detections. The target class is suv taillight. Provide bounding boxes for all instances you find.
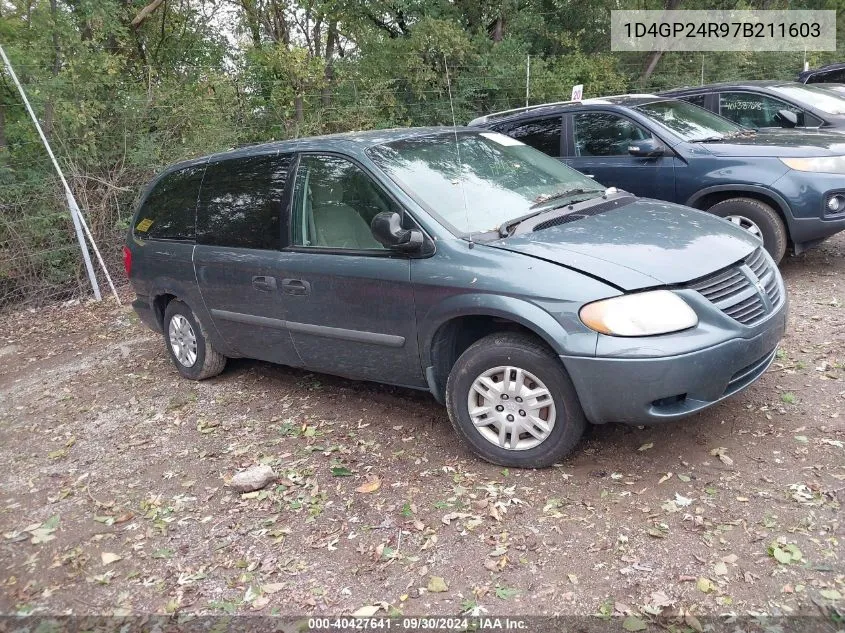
[122,245,132,278]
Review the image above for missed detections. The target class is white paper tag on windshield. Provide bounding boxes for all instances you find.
[479,132,524,146]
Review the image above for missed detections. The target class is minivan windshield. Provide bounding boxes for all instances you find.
[368,132,604,234]
[771,84,845,115]
[636,99,744,142]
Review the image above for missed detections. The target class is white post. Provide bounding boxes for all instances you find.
[525,55,530,107]
[0,43,118,303]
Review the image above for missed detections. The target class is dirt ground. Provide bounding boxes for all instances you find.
[1,236,843,627]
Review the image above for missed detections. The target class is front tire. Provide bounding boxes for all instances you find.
[163,299,227,380]
[707,197,787,263]
[445,333,586,468]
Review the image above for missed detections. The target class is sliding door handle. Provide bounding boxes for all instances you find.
[281,278,311,296]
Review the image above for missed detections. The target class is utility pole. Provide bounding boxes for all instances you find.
[525,55,531,107]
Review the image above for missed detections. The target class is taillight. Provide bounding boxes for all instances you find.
[122,245,132,278]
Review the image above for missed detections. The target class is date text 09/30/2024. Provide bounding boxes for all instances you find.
[308,617,528,630]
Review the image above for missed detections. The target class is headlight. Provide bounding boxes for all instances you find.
[579,290,698,337]
[780,156,845,175]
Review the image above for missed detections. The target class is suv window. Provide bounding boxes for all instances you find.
[291,155,396,250]
[134,164,205,241]
[808,68,845,83]
[492,117,562,157]
[197,153,292,250]
[679,94,707,108]
[573,112,651,157]
[719,92,805,128]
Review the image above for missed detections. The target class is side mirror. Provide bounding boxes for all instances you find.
[371,212,424,253]
[628,138,664,157]
[775,109,798,128]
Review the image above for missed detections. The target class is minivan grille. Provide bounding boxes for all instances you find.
[687,248,782,326]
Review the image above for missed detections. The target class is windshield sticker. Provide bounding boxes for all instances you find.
[479,132,524,146]
[135,218,154,232]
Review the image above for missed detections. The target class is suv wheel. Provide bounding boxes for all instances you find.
[163,300,227,380]
[445,333,586,468]
[707,197,787,262]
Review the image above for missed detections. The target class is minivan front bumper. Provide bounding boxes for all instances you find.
[560,305,787,425]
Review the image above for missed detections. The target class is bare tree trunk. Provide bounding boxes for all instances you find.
[295,95,304,127]
[640,50,663,86]
[639,0,681,85]
[43,0,61,141]
[321,20,337,107]
[131,0,165,29]
[240,0,262,47]
[492,16,504,42]
[0,104,7,154]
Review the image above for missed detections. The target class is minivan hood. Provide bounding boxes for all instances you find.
[700,130,845,157]
[488,199,759,291]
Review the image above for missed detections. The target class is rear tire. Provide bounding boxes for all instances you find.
[445,332,586,468]
[163,299,226,380]
[707,197,787,263]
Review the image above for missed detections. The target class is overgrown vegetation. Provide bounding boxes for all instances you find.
[1,0,843,305]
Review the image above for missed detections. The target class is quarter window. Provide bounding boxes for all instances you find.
[291,155,395,250]
[197,154,292,250]
[572,113,652,157]
[493,117,562,157]
[134,164,205,241]
[719,92,805,128]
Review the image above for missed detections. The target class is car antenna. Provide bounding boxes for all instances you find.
[443,54,473,248]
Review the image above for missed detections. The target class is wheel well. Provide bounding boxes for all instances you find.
[691,190,788,227]
[428,316,553,402]
[152,293,177,329]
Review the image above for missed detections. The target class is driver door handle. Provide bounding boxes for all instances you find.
[281,278,311,296]
[252,276,277,292]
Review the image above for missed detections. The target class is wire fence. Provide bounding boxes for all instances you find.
[0,50,835,311]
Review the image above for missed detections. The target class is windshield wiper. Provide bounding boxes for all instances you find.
[499,188,606,237]
[691,130,755,143]
[529,187,604,210]
[689,135,726,143]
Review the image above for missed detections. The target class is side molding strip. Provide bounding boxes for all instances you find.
[210,309,405,348]
[285,321,405,347]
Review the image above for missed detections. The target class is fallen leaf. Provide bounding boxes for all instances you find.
[820,589,841,600]
[638,442,654,452]
[427,576,448,593]
[353,605,380,617]
[696,577,714,593]
[101,552,122,565]
[263,583,285,594]
[621,615,648,632]
[356,478,381,494]
[713,561,728,576]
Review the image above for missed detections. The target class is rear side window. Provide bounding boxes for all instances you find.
[197,154,292,250]
[134,164,205,241]
[492,117,562,157]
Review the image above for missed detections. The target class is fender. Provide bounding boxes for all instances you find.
[685,184,794,229]
[418,293,598,370]
[148,277,237,357]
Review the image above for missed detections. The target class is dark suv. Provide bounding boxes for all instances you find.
[662,81,845,133]
[470,96,845,261]
[126,128,786,468]
[798,62,845,84]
